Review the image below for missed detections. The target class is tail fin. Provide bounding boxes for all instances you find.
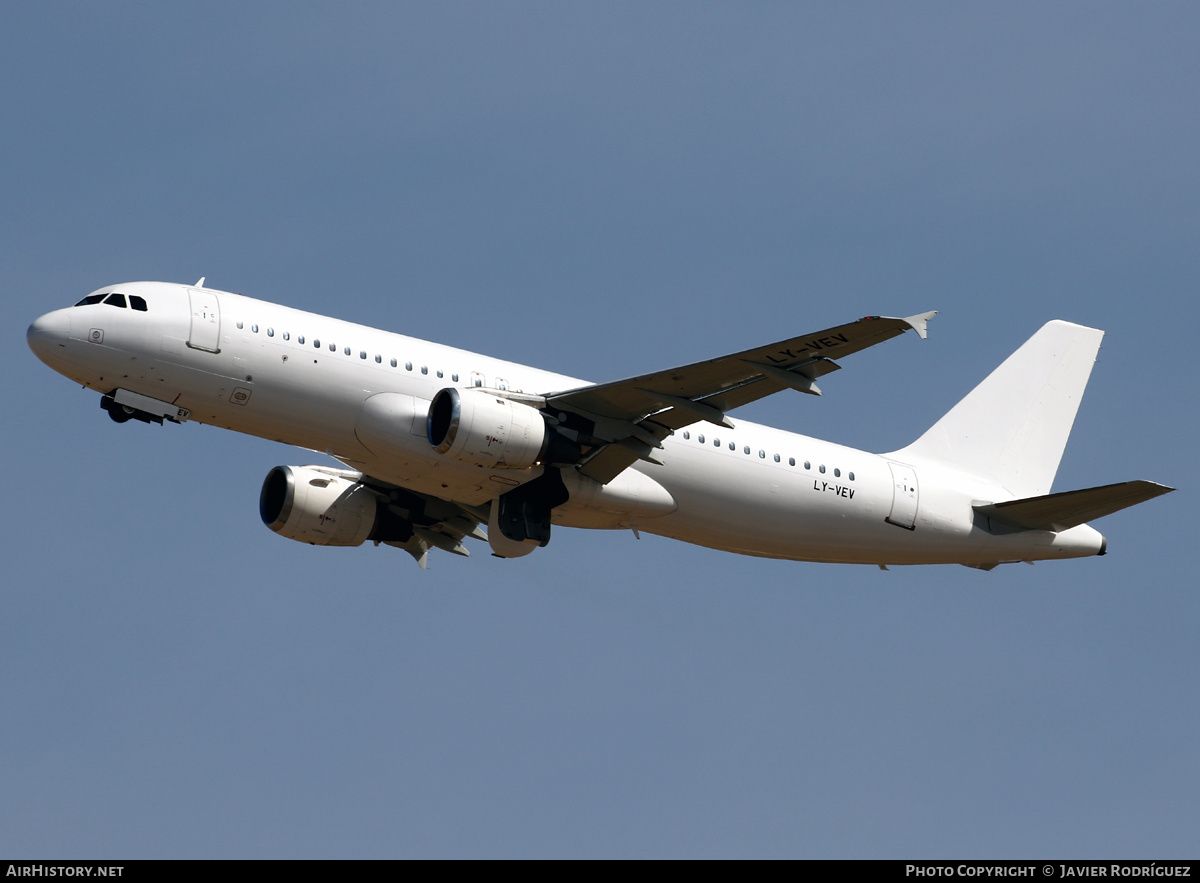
[889,320,1104,497]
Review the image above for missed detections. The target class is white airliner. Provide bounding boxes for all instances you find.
[27,280,1172,569]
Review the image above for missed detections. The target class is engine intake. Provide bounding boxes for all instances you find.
[260,465,412,546]
[427,388,548,469]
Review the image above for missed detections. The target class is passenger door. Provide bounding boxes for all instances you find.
[886,461,919,530]
[186,289,221,353]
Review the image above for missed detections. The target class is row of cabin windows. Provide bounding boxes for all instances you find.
[678,429,855,480]
[64,298,509,392]
[74,292,149,311]
[235,319,519,391]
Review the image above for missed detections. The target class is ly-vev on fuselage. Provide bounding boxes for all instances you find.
[27,281,1172,569]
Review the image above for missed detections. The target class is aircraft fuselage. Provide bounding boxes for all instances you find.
[28,281,1110,567]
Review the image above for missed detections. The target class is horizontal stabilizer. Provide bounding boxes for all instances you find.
[974,480,1174,532]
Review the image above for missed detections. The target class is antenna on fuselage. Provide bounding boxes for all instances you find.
[194,277,206,288]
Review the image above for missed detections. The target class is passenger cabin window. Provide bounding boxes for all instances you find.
[314,339,320,347]
[74,294,107,306]
[728,441,735,450]
[819,465,826,474]
[283,332,290,341]
[375,354,382,363]
[744,446,750,455]
[774,454,781,463]
[360,351,367,359]
[406,361,413,371]
[452,373,459,382]
[682,431,690,440]
[298,336,305,344]
[252,324,258,333]
[329,342,336,351]
[421,366,428,374]
[267,327,274,337]
[104,293,127,308]
[236,321,244,329]
[390,358,397,367]
[344,346,350,355]
[129,295,148,312]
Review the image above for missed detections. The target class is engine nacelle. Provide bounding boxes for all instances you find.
[260,465,405,546]
[426,388,547,469]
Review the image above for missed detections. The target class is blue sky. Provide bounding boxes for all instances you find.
[3,2,1197,858]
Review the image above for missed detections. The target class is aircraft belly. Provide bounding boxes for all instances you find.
[639,444,1049,565]
[554,466,677,529]
[137,338,540,507]
[48,335,247,420]
[639,443,894,561]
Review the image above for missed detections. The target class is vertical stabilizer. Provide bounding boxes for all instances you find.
[888,321,1104,497]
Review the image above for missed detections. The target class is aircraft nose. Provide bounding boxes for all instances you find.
[27,310,70,362]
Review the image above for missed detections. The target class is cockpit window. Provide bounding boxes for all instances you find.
[103,293,127,308]
[74,294,106,306]
[129,295,148,311]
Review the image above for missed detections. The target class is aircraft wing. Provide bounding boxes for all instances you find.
[545,311,936,483]
[324,464,490,568]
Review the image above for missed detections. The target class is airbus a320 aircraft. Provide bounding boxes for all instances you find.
[27,280,1172,570]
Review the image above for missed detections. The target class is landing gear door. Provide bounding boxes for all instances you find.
[187,288,221,353]
[886,461,919,530]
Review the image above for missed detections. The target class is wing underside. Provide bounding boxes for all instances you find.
[324,465,490,568]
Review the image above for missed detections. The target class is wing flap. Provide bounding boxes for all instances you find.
[974,480,1174,532]
[578,443,647,483]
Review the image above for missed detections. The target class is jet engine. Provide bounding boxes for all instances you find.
[259,465,412,546]
[426,388,548,469]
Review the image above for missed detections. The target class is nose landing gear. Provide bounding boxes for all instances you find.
[99,389,190,426]
[101,393,162,426]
